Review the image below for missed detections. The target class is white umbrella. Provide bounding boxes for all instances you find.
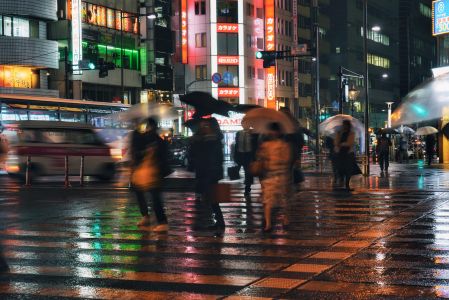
[114,103,178,122]
[242,108,297,134]
[415,126,438,136]
[319,114,364,137]
[398,126,415,134]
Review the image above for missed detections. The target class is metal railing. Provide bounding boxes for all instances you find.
[298,153,369,176]
[24,155,86,188]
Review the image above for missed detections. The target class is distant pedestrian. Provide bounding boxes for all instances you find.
[334,120,362,190]
[0,246,8,272]
[398,136,409,163]
[189,118,226,230]
[324,136,338,184]
[377,133,392,174]
[425,134,436,166]
[256,122,292,232]
[234,129,257,197]
[130,117,171,231]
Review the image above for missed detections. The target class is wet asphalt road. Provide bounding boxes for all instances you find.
[1,163,449,298]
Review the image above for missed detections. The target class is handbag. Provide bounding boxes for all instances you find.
[131,148,160,190]
[228,165,241,180]
[208,183,231,203]
[249,160,264,177]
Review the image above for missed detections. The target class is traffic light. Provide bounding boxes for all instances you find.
[255,51,277,68]
[98,58,116,78]
[78,60,96,70]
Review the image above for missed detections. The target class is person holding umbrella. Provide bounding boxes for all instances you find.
[130,118,171,231]
[376,133,392,175]
[425,134,436,166]
[256,122,292,232]
[334,120,362,190]
[189,118,226,230]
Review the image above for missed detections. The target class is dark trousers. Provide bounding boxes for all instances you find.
[378,152,389,171]
[202,182,225,226]
[135,188,167,224]
[239,163,253,194]
[427,151,433,165]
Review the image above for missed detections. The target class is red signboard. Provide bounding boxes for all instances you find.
[217,56,239,65]
[218,88,240,98]
[217,23,239,33]
[181,0,188,64]
[265,0,276,108]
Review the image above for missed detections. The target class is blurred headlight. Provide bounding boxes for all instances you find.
[110,148,123,160]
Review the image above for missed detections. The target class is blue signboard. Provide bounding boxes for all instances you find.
[223,72,233,85]
[433,0,449,36]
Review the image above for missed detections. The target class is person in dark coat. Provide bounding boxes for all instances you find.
[189,118,225,229]
[334,120,362,190]
[425,134,436,166]
[130,117,171,231]
[376,133,392,174]
[234,129,258,197]
[324,136,338,183]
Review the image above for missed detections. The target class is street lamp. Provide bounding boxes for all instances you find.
[120,12,157,104]
[363,0,370,175]
[386,101,394,128]
[371,25,381,32]
[348,85,360,116]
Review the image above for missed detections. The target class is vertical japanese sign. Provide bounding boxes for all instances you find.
[72,0,82,75]
[265,0,276,109]
[293,0,298,99]
[181,0,188,64]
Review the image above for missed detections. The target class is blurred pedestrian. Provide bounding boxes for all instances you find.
[425,134,436,166]
[398,136,409,163]
[334,120,362,190]
[189,118,225,230]
[130,117,171,231]
[234,128,257,197]
[256,122,292,232]
[377,133,392,175]
[0,246,8,272]
[324,136,338,184]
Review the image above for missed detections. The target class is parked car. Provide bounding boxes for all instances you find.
[167,137,189,166]
[3,121,121,181]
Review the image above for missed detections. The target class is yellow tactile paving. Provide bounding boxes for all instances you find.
[309,251,353,260]
[283,263,331,273]
[0,282,218,300]
[252,278,305,289]
[9,265,258,286]
[333,240,372,248]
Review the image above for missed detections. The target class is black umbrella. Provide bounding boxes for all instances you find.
[180,91,232,117]
[231,104,261,113]
[380,128,399,135]
[443,123,449,139]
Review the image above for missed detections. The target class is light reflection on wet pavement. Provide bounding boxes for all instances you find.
[1,163,449,298]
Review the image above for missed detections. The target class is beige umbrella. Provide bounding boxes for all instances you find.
[114,103,178,122]
[241,108,297,134]
[415,126,438,136]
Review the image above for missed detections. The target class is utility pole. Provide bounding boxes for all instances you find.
[363,0,370,175]
[120,11,124,104]
[313,0,320,167]
[64,47,69,99]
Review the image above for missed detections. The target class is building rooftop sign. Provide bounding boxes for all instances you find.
[433,0,449,36]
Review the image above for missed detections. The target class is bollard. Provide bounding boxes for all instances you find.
[24,156,31,187]
[64,155,71,188]
[79,155,84,186]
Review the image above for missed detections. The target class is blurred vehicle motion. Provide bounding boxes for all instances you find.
[3,121,121,181]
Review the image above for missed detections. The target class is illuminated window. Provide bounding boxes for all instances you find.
[3,16,12,36]
[361,27,390,46]
[195,33,207,47]
[0,16,2,35]
[420,3,431,18]
[195,1,206,15]
[13,17,29,37]
[217,0,238,23]
[367,53,390,69]
[195,65,207,80]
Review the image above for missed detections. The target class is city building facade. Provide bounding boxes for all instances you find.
[327,0,400,128]
[0,0,59,97]
[49,0,142,103]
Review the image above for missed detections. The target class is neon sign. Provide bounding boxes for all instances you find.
[217,56,239,65]
[218,88,240,97]
[217,23,239,33]
[181,0,188,64]
[72,0,82,75]
[433,0,449,35]
[265,0,276,108]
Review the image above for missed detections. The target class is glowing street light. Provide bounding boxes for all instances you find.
[372,25,381,32]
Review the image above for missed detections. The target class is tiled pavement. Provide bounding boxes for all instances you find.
[1,163,449,298]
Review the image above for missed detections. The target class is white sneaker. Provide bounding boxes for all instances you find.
[152,224,169,232]
[137,216,151,226]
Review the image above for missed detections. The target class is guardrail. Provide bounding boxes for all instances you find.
[298,153,369,176]
[24,155,86,188]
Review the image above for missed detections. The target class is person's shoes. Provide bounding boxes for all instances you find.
[137,216,151,226]
[152,224,169,232]
[380,171,384,177]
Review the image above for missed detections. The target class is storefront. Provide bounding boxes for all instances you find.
[213,112,244,160]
